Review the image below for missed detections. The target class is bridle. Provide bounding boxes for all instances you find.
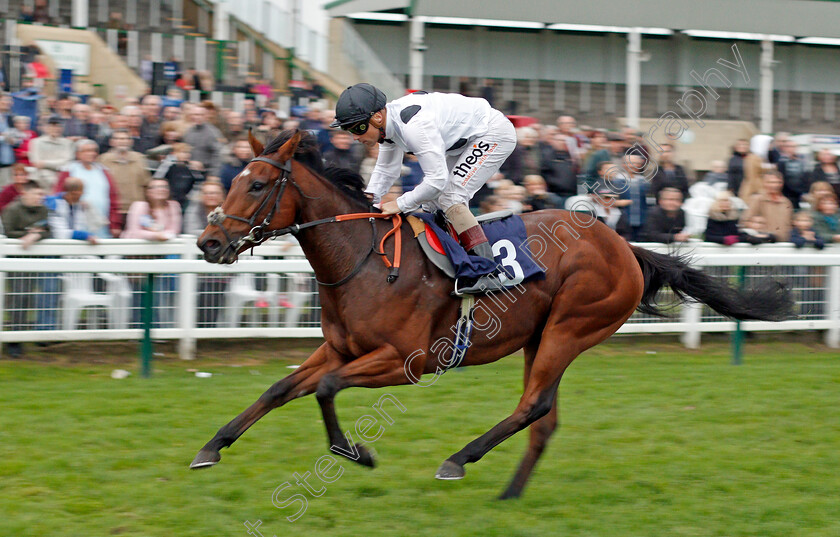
[205,155,402,286]
[206,156,296,254]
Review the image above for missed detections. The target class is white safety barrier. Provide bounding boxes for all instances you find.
[0,236,319,359]
[626,242,840,350]
[0,237,838,359]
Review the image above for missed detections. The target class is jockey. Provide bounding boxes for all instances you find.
[331,83,517,294]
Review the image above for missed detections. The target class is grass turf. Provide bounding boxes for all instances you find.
[1,336,839,536]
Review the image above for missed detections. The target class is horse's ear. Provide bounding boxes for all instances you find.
[248,129,264,156]
[276,129,303,163]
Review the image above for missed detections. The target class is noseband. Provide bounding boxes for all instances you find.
[206,156,295,254]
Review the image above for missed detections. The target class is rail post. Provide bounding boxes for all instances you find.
[730,266,747,365]
[178,236,198,360]
[140,273,155,377]
[826,265,840,348]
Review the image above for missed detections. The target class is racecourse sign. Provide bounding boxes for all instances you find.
[35,39,91,76]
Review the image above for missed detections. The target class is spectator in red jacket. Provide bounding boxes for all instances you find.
[0,164,30,213]
[8,116,37,166]
[54,139,122,237]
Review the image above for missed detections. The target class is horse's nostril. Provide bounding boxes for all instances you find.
[202,239,222,254]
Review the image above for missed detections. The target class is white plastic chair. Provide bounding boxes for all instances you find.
[98,272,132,329]
[221,255,281,327]
[60,256,133,330]
[283,273,312,328]
[60,270,116,330]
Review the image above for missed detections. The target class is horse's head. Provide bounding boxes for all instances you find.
[198,130,303,263]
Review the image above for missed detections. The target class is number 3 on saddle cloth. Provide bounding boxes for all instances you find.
[408,210,546,288]
[407,210,546,369]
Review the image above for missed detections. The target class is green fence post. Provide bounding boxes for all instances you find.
[215,40,225,83]
[141,273,155,378]
[731,266,747,365]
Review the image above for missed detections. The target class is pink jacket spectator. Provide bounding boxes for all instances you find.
[120,200,182,240]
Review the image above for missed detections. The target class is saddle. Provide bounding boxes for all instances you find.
[407,210,514,370]
[406,210,514,279]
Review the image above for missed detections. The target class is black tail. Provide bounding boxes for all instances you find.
[631,245,793,321]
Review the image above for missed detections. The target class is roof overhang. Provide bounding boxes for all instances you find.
[325,0,408,17]
[326,0,840,40]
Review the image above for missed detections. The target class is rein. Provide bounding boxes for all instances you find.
[206,156,402,286]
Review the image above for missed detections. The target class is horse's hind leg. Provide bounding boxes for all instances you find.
[435,305,625,484]
[434,331,571,482]
[436,260,641,488]
[190,343,343,469]
[499,344,558,500]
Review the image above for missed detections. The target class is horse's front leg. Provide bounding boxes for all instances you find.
[315,344,413,468]
[190,343,344,469]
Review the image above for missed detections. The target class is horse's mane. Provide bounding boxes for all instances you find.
[322,167,369,206]
[262,129,370,207]
[263,129,325,174]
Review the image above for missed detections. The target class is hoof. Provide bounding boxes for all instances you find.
[498,488,522,500]
[190,449,221,469]
[435,460,465,480]
[355,444,376,468]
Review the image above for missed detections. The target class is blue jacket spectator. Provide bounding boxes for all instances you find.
[0,94,15,185]
[220,160,246,193]
[11,85,42,131]
[219,139,253,192]
[617,155,650,242]
[790,212,825,250]
[46,177,107,242]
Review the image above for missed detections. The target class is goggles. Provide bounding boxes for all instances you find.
[343,120,370,136]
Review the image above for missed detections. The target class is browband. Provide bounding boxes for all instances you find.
[251,156,292,173]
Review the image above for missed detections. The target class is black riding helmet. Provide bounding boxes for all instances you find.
[330,83,387,129]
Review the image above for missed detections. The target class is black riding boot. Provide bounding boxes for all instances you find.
[455,241,506,295]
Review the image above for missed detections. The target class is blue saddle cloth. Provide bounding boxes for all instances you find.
[413,212,545,284]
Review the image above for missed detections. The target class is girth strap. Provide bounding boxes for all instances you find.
[448,295,475,370]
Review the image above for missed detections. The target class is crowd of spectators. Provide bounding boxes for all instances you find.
[1,79,839,253]
[448,119,840,249]
[2,68,840,353]
[0,82,341,245]
[0,66,336,355]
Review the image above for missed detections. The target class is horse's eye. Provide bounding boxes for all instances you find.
[250,181,265,192]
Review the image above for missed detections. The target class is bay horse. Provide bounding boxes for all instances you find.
[191,130,791,499]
